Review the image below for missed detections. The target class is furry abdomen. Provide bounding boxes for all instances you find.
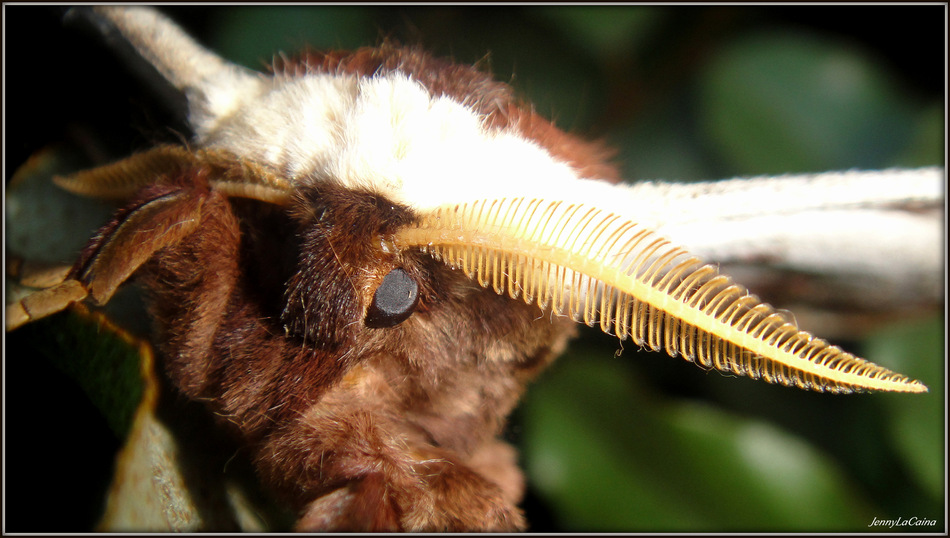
[129,173,573,530]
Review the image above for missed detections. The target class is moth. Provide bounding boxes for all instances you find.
[5,6,939,532]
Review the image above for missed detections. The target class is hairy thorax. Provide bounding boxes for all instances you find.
[132,173,572,527]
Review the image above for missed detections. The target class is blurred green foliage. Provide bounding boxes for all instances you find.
[4,5,944,533]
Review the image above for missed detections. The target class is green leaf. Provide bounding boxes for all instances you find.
[5,147,114,264]
[16,308,145,440]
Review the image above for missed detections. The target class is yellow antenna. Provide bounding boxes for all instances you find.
[393,197,927,394]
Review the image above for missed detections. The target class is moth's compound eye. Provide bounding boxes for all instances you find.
[365,267,419,328]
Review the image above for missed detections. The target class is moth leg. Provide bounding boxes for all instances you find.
[5,186,208,331]
[465,438,525,508]
[261,368,526,532]
[7,257,74,288]
[398,445,527,532]
[5,280,90,331]
[288,420,526,532]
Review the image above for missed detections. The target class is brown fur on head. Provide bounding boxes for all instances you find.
[103,164,572,530]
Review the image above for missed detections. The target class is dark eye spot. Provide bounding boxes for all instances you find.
[365,267,419,328]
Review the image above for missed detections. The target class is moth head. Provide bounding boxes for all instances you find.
[78,6,926,395]
[278,182,422,349]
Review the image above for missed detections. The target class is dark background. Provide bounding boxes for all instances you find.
[3,5,945,532]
